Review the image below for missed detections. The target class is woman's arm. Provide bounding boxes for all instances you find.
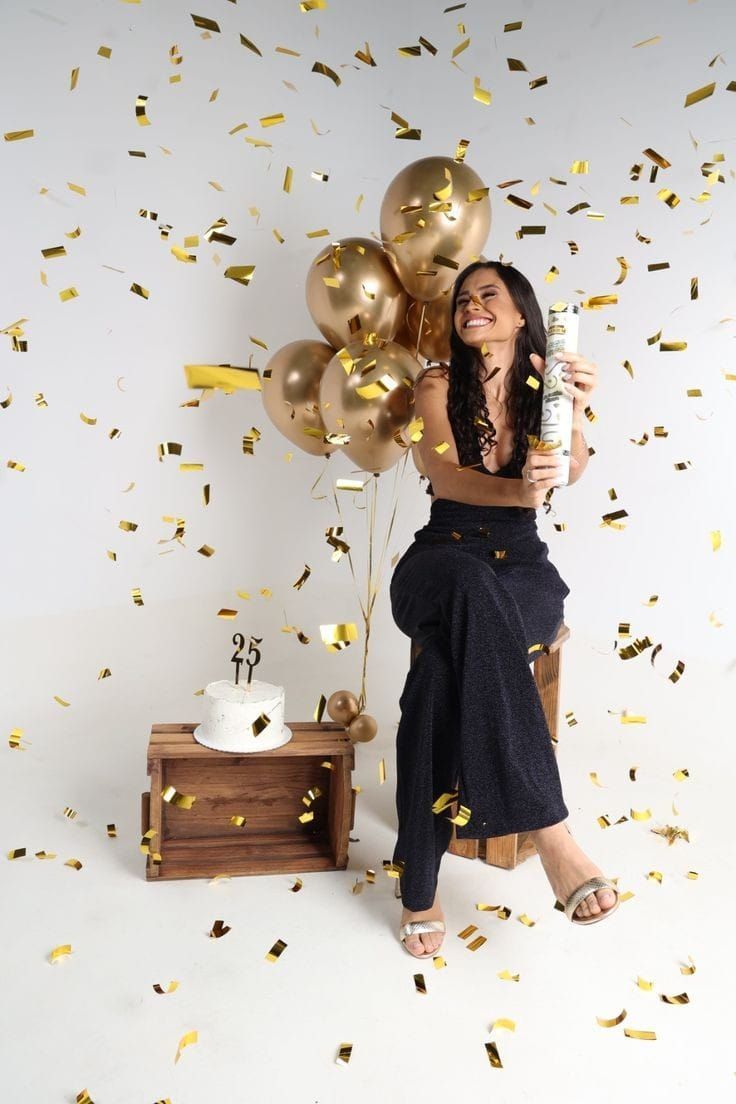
[413,368,521,507]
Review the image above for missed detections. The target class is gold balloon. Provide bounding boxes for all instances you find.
[380,156,491,302]
[348,713,378,743]
[319,336,422,473]
[262,340,340,457]
[305,238,408,350]
[397,292,453,362]
[327,690,360,725]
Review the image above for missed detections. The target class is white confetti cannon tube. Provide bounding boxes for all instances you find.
[540,302,579,486]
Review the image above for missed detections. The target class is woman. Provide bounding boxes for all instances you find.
[390,260,619,958]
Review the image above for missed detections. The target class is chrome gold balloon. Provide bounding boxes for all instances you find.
[262,340,340,457]
[348,713,378,743]
[319,336,422,473]
[380,156,491,302]
[326,690,360,724]
[305,237,408,350]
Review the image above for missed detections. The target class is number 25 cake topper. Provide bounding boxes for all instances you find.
[231,633,262,687]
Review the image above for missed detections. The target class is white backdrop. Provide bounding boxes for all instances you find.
[2,2,736,1097]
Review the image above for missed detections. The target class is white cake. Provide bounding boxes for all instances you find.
[193,678,292,753]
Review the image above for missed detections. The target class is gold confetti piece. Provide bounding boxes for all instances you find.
[685,81,716,108]
[184,363,261,391]
[320,623,358,652]
[119,519,138,533]
[161,785,196,810]
[637,976,653,991]
[485,1041,503,1068]
[198,544,215,557]
[458,924,478,940]
[312,61,341,86]
[8,847,26,859]
[5,129,34,142]
[529,75,547,89]
[498,969,520,982]
[35,851,57,860]
[130,283,149,300]
[217,608,238,619]
[413,973,428,994]
[448,804,471,825]
[491,1018,516,1032]
[252,712,271,737]
[9,728,27,750]
[660,991,689,1005]
[260,112,285,128]
[631,807,652,821]
[433,441,450,455]
[227,814,247,828]
[106,824,117,838]
[378,758,387,784]
[647,871,663,884]
[474,76,492,105]
[174,1029,198,1064]
[518,913,536,927]
[131,588,144,608]
[681,956,697,973]
[98,667,111,680]
[209,919,231,938]
[7,460,26,471]
[623,1028,657,1040]
[597,1008,627,1027]
[659,340,687,352]
[240,34,262,56]
[311,694,328,724]
[570,160,589,173]
[336,1043,353,1065]
[59,287,78,302]
[75,1090,93,1104]
[153,980,179,994]
[292,565,311,589]
[224,265,255,286]
[265,938,287,962]
[41,245,67,259]
[50,944,72,964]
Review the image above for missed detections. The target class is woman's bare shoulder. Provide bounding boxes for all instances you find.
[415,362,450,389]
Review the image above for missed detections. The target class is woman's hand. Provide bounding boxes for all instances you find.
[519,442,569,508]
[530,350,598,428]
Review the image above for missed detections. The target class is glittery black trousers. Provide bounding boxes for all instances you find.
[390,499,572,911]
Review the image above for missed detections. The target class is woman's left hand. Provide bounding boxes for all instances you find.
[556,351,598,426]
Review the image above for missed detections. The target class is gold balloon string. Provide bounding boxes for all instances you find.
[415,301,427,360]
[309,454,332,500]
[330,452,411,713]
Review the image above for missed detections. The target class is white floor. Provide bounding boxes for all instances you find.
[3,609,734,1104]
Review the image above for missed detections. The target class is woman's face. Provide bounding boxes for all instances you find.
[453,267,525,350]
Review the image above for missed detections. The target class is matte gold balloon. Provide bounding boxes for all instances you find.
[380,156,491,302]
[348,713,378,743]
[319,336,422,473]
[306,238,408,350]
[326,690,360,724]
[397,292,453,362]
[262,340,341,457]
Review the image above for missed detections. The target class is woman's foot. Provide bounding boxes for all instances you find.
[530,822,617,919]
[400,889,445,957]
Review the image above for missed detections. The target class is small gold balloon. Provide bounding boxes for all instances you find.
[326,690,360,724]
[305,237,408,350]
[348,713,378,743]
[380,156,491,302]
[261,340,340,457]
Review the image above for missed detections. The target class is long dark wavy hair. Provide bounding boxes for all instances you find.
[420,260,547,475]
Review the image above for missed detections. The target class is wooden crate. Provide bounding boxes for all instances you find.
[141,721,355,881]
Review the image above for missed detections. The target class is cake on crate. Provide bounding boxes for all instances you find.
[193,678,292,753]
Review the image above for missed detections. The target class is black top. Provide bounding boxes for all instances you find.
[425,457,516,497]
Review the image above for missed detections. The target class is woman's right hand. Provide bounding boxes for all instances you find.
[519,443,566,508]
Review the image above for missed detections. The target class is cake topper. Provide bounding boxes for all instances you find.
[246,635,262,686]
[231,633,245,685]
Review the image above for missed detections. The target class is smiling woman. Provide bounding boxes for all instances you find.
[389,259,617,958]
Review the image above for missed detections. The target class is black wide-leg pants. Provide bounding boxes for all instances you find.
[390,498,572,911]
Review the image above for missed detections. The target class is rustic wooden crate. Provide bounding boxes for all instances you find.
[141,721,355,881]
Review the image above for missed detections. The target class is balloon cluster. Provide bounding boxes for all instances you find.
[326,690,377,744]
[262,155,491,474]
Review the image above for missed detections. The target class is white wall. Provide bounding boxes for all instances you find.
[2,0,735,740]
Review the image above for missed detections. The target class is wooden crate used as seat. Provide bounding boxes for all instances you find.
[409,620,570,871]
[141,721,354,881]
